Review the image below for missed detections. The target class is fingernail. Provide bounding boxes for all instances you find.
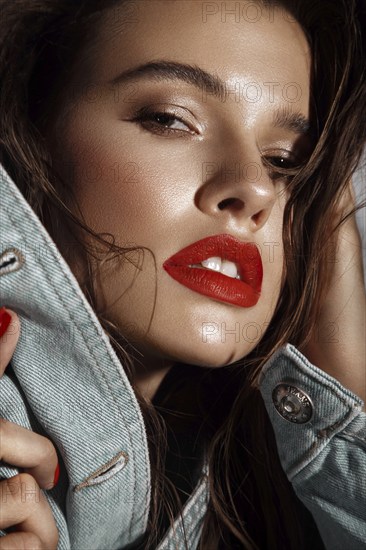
[0,307,11,338]
[53,463,60,487]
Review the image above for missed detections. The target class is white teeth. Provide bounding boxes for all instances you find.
[199,257,239,279]
[221,259,238,279]
[201,256,221,272]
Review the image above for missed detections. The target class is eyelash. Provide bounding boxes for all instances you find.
[262,155,303,181]
[132,107,197,136]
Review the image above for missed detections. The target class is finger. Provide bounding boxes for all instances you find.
[0,420,58,490]
[0,474,59,550]
[0,309,20,376]
[0,531,43,550]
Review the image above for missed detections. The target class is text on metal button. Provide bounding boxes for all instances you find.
[272,383,313,423]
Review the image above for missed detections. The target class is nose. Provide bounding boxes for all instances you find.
[195,155,277,232]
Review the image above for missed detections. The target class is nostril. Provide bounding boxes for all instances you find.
[251,209,265,227]
[218,198,244,211]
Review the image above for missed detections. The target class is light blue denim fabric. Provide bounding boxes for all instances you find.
[0,163,209,549]
[0,162,365,549]
[259,345,366,549]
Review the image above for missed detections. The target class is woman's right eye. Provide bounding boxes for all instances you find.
[131,107,197,137]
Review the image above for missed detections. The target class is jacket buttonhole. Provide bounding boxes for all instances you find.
[73,451,129,492]
[0,247,25,276]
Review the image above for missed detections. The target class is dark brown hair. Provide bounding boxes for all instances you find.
[1,0,365,548]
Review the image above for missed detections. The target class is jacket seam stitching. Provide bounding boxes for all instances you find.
[7,210,144,535]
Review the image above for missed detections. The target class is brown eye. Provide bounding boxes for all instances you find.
[132,107,197,136]
[152,112,188,130]
[266,156,297,169]
[263,152,303,181]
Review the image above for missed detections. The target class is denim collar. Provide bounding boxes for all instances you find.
[0,164,152,547]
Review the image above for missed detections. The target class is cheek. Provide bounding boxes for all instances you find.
[60,114,193,240]
[59,118,152,235]
[259,194,286,299]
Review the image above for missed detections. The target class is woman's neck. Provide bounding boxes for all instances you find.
[135,362,173,402]
[129,352,174,402]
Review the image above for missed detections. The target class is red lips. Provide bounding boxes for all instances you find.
[163,234,263,308]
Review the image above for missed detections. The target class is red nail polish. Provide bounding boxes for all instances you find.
[0,307,11,338]
[53,463,60,486]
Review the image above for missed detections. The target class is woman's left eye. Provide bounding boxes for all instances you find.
[266,156,297,169]
[131,107,197,136]
[263,153,303,180]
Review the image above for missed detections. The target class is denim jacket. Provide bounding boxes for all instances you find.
[0,163,365,549]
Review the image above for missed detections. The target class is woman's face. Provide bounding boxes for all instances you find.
[49,0,311,371]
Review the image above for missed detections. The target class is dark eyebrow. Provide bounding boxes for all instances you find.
[110,60,226,99]
[272,106,311,136]
[109,60,311,135]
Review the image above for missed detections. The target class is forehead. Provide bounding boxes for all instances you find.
[76,0,311,116]
[93,2,309,74]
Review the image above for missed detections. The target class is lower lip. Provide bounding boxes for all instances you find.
[163,265,260,307]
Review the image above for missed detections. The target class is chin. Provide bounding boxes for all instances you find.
[147,337,256,368]
[190,345,253,368]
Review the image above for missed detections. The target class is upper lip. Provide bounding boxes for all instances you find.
[163,234,263,292]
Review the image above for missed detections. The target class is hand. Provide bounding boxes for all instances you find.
[302,182,366,411]
[0,308,59,550]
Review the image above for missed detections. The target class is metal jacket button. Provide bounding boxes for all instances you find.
[272,383,313,423]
